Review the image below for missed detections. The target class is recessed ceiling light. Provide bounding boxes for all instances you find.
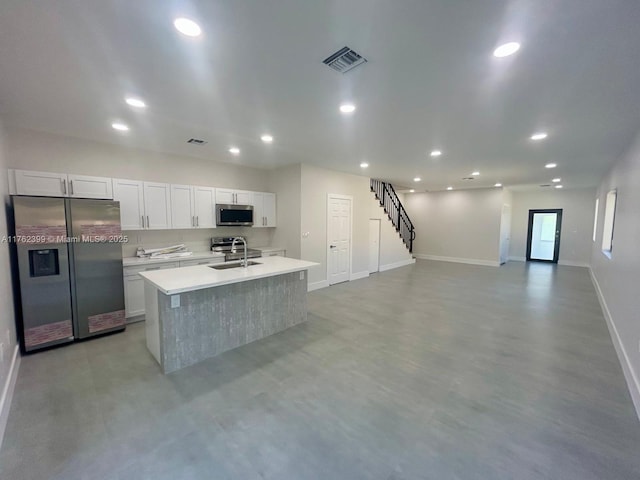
[409,189,415,193]
[471,171,480,176]
[174,18,202,37]
[494,183,502,187]
[555,185,563,189]
[360,162,369,168]
[125,97,146,108]
[493,42,521,58]
[111,122,129,132]
[229,147,240,155]
[552,178,561,183]
[530,132,548,141]
[545,163,557,169]
[339,103,356,114]
[430,150,442,157]
[446,186,453,191]
[260,134,273,143]
[413,177,421,182]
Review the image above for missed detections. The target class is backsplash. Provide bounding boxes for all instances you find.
[121,227,275,257]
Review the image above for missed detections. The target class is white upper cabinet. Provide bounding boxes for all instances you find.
[143,182,171,229]
[192,186,216,228]
[67,174,113,199]
[252,192,276,227]
[170,184,194,229]
[112,179,145,230]
[216,188,253,205]
[13,170,68,197]
[12,170,113,199]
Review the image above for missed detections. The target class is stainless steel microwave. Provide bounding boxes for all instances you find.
[216,204,254,226]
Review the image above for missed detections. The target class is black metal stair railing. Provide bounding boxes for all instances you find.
[370,178,415,253]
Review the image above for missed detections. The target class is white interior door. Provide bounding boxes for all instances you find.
[327,195,351,285]
[369,219,380,273]
[499,204,511,264]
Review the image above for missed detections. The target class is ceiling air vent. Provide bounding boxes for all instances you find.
[540,184,551,187]
[323,46,367,73]
[462,177,475,180]
[187,138,207,145]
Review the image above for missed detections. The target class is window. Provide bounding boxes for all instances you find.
[592,198,599,242]
[601,190,617,255]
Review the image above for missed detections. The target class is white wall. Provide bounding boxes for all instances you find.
[590,131,640,417]
[268,164,301,259]
[299,165,413,287]
[509,188,595,266]
[369,196,414,270]
[404,188,504,266]
[0,118,18,444]
[6,127,276,255]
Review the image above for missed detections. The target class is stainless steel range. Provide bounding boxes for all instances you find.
[211,237,262,262]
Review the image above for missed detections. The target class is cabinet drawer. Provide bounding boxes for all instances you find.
[123,262,179,277]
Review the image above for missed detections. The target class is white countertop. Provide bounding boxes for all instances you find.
[139,256,319,295]
[123,251,225,267]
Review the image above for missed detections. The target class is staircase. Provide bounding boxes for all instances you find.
[370,179,415,253]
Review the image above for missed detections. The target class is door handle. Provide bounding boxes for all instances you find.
[146,216,150,228]
[70,180,74,195]
[196,216,199,227]
[142,215,145,228]
[62,179,67,195]
[192,216,194,227]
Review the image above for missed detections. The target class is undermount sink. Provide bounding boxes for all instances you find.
[209,261,262,270]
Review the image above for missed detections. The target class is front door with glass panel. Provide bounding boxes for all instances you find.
[526,209,563,263]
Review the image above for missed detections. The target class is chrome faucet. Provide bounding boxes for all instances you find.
[231,237,248,267]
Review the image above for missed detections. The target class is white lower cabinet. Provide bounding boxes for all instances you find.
[123,258,223,318]
[123,262,179,319]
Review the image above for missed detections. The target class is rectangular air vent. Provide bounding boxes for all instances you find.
[323,46,367,73]
[187,138,207,145]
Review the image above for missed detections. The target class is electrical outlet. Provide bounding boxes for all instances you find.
[171,295,180,308]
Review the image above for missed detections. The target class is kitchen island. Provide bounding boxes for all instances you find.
[139,256,319,373]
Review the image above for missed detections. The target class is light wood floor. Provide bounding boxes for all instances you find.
[1,260,639,479]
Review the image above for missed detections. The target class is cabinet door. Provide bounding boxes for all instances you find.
[215,189,234,204]
[235,190,253,205]
[263,193,276,227]
[113,179,144,229]
[124,276,145,318]
[14,170,67,197]
[170,184,194,229]
[252,193,265,228]
[68,174,113,199]
[143,182,171,229]
[193,186,216,228]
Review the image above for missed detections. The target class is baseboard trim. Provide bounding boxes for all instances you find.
[350,271,369,281]
[558,260,590,268]
[308,280,329,292]
[379,258,416,272]
[414,254,500,268]
[589,267,640,421]
[0,345,21,451]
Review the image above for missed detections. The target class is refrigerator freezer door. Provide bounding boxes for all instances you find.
[67,199,125,338]
[13,197,74,351]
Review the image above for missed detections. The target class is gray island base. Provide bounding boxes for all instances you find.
[141,257,317,373]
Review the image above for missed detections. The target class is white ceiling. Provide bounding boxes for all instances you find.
[1,0,639,191]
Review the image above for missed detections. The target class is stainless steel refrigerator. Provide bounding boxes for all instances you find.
[13,196,125,352]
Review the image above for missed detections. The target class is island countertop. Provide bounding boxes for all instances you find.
[139,256,319,295]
